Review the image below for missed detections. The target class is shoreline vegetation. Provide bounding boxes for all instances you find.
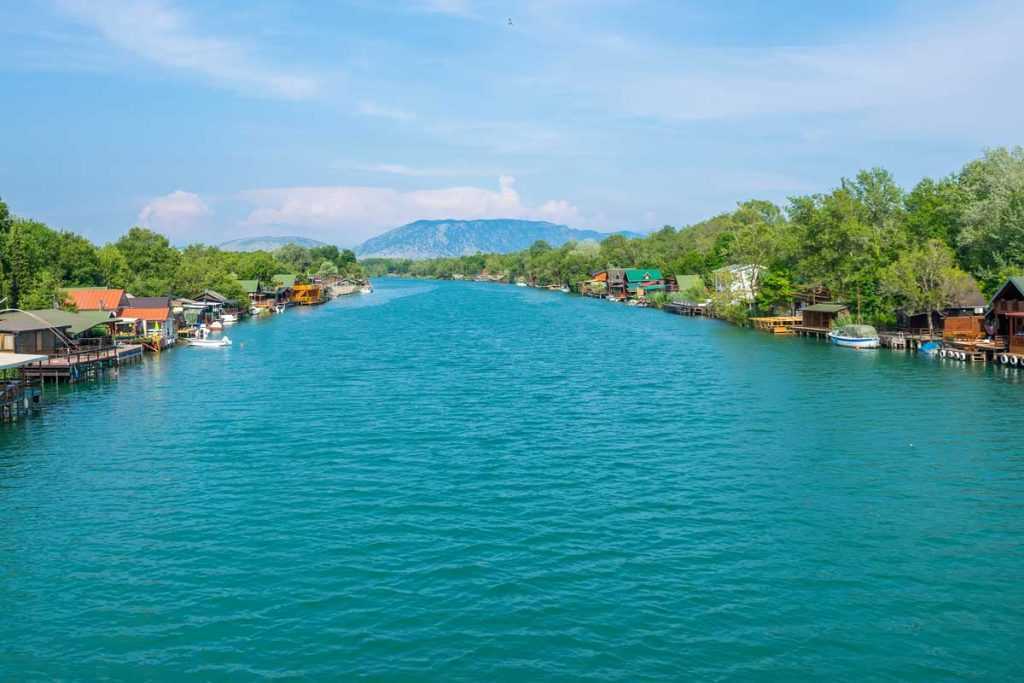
[0,204,365,311]
[363,147,1024,330]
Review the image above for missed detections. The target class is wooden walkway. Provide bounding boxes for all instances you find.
[21,344,144,383]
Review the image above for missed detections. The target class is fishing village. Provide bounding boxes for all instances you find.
[0,274,370,423]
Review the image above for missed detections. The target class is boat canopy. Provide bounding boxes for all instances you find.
[836,324,878,338]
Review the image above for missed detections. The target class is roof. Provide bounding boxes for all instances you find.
[196,290,230,304]
[65,288,126,311]
[273,274,298,288]
[0,353,47,370]
[237,279,261,294]
[803,303,848,313]
[988,276,1024,309]
[624,268,663,282]
[0,312,73,333]
[674,274,702,291]
[120,307,172,322]
[28,310,116,336]
[124,296,170,309]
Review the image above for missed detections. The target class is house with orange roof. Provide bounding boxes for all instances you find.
[118,297,177,349]
[65,288,128,313]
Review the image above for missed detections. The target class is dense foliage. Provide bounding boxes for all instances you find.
[0,207,362,310]
[364,148,1024,324]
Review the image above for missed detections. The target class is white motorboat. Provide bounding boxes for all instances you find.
[360,286,373,294]
[829,324,880,349]
[190,336,231,347]
[515,281,529,287]
[189,328,231,347]
[221,313,238,325]
[559,286,570,293]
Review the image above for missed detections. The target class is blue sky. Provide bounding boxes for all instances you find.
[1,0,1022,247]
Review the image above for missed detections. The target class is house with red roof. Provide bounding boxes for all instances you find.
[65,288,128,313]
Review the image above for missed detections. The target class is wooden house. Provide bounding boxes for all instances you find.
[607,268,627,300]
[800,303,848,332]
[65,288,127,313]
[580,271,608,297]
[987,276,1024,355]
[290,283,325,305]
[120,297,177,348]
[625,268,665,298]
[897,280,986,335]
[0,314,72,354]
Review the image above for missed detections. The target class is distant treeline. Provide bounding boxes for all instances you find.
[0,204,362,309]
[364,147,1024,325]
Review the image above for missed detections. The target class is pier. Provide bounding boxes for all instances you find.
[20,344,144,383]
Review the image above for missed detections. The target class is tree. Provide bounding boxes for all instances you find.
[57,231,102,285]
[880,239,972,336]
[317,260,339,277]
[956,146,1024,290]
[98,244,132,289]
[115,227,179,295]
[276,244,313,273]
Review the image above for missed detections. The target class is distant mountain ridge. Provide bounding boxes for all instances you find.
[219,236,327,252]
[356,219,639,259]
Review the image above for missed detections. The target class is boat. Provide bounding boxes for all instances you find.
[274,303,286,314]
[360,286,373,294]
[515,281,528,287]
[189,336,231,348]
[559,286,570,293]
[251,305,267,316]
[829,324,880,349]
[208,320,224,331]
[189,328,231,348]
[221,313,238,325]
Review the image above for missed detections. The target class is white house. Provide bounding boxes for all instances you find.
[712,264,763,304]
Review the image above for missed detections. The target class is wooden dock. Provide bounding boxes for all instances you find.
[751,316,802,334]
[21,344,144,383]
[793,325,830,339]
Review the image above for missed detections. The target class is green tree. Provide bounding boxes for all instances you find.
[317,260,339,277]
[276,244,313,273]
[98,244,132,289]
[57,231,102,285]
[115,227,180,295]
[880,239,972,336]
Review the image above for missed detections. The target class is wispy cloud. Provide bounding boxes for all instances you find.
[338,161,510,178]
[238,176,581,244]
[356,99,416,121]
[139,190,210,239]
[55,0,320,99]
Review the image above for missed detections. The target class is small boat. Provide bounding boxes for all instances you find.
[190,336,231,348]
[559,286,570,293]
[829,324,880,349]
[189,328,231,347]
[221,313,238,325]
[360,286,373,294]
[274,303,286,314]
[251,306,266,316]
[208,320,224,331]
[515,282,529,288]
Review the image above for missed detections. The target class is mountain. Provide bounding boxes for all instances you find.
[355,219,640,259]
[219,236,328,252]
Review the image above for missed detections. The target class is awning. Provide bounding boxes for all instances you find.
[0,353,47,370]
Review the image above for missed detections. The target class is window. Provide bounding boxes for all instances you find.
[35,331,44,352]
[0,334,13,351]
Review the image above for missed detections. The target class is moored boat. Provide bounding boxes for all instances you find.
[360,285,373,294]
[515,282,529,287]
[829,324,880,349]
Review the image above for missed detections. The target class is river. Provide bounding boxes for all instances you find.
[2,278,1023,680]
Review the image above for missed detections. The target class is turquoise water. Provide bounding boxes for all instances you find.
[2,279,1024,680]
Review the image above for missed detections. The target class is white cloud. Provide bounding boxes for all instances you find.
[139,190,210,238]
[357,100,415,121]
[239,176,582,244]
[55,0,319,99]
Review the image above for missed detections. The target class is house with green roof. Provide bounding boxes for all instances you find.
[624,268,665,297]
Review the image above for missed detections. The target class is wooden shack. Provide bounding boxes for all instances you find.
[607,268,626,300]
[988,276,1024,355]
[800,303,848,331]
[0,314,72,354]
[290,283,325,305]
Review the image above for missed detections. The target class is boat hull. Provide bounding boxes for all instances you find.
[829,334,880,349]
